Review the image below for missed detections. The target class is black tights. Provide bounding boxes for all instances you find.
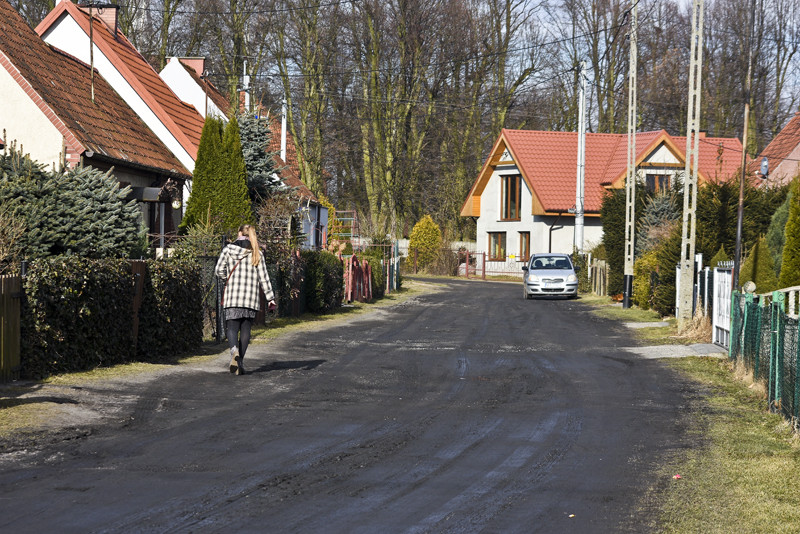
[226,318,253,359]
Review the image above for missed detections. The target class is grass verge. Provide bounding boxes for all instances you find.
[654,356,800,533]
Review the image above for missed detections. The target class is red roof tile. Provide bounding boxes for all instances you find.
[36,2,205,161]
[463,128,743,217]
[0,0,189,176]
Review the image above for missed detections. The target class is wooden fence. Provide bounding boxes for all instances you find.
[0,275,21,382]
[590,259,608,296]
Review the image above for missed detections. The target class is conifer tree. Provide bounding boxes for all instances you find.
[739,235,778,294]
[779,178,800,288]
[237,112,282,201]
[635,191,680,257]
[709,245,729,268]
[409,215,442,269]
[219,117,253,233]
[767,191,791,279]
[181,116,224,231]
[0,147,138,258]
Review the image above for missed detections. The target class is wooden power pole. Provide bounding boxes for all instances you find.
[678,0,705,327]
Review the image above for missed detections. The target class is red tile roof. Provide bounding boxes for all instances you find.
[462,128,743,217]
[264,113,316,201]
[752,112,800,183]
[36,1,205,160]
[0,0,189,177]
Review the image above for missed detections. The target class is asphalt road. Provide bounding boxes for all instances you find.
[0,278,701,533]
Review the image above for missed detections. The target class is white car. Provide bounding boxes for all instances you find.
[522,253,578,299]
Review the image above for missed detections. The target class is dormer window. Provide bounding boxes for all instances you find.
[501,175,521,220]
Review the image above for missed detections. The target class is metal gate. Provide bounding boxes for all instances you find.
[712,264,733,348]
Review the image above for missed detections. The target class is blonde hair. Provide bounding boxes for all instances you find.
[239,224,260,266]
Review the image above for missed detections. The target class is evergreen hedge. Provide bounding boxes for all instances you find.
[779,178,800,288]
[301,250,344,313]
[739,236,778,294]
[20,257,203,379]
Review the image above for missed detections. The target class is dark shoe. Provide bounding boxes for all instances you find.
[235,357,245,376]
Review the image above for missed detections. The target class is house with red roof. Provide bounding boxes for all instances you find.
[35,0,205,206]
[159,57,231,120]
[461,128,742,266]
[0,0,190,236]
[751,112,800,186]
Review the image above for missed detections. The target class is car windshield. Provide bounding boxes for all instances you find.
[529,256,572,270]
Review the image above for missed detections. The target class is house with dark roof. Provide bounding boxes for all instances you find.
[752,112,800,186]
[36,0,205,206]
[461,129,743,266]
[0,0,190,237]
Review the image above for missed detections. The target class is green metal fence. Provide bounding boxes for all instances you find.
[729,290,800,427]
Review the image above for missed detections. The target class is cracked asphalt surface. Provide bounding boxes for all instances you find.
[0,278,703,533]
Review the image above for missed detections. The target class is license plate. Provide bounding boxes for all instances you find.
[544,283,558,289]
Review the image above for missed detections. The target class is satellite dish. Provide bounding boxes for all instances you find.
[760,157,768,179]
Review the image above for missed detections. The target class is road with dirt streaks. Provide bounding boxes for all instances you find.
[0,278,701,533]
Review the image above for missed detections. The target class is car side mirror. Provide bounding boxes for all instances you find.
[522,266,528,272]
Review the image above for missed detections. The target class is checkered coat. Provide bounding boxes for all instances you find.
[215,242,275,310]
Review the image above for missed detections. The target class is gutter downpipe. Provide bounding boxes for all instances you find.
[549,213,564,253]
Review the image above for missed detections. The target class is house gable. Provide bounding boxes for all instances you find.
[36,1,204,172]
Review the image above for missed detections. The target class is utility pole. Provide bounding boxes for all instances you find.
[281,95,288,162]
[678,0,705,327]
[242,60,250,113]
[733,0,757,291]
[623,1,638,309]
[574,60,586,253]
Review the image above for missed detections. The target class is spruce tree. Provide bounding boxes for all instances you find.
[237,112,282,201]
[181,116,224,232]
[739,235,778,294]
[779,177,800,288]
[635,191,680,257]
[220,117,254,233]
[0,147,139,258]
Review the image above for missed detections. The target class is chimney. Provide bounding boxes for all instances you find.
[79,3,119,36]
[179,58,206,76]
[99,5,118,35]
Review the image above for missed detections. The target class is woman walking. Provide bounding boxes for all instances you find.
[215,224,276,375]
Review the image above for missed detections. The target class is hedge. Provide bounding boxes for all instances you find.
[301,249,344,313]
[20,256,203,379]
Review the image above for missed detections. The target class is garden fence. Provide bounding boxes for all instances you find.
[729,286,800,430]
[0,275,21,382]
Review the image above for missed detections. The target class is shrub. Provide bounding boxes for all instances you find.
[360,248,386,299]
[767,192,790,279]
[20,256,203,379]
[652,224,682,316]
[409,215,442,270]
[709,245,729,268]
[779,178,800,288]
[0,149,140,259]
[301,249,344,313]
[632,250,659,310]
[739,235,778,294]
[427,247,459,276]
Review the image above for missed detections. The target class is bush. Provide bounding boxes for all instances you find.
[766,192,790,279]
[427,248,459,276]
[652,224,682,316]
[409,215,442,270]
[20,256,203,379]
[301,249,344,313]
[360,248,386,299]
[739,236,778,294]
[0,149,140,259]
[779,178,800,288]
[136,258,204,360]
[632,250,659,310]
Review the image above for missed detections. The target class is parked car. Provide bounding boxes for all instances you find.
[522,253,578,299]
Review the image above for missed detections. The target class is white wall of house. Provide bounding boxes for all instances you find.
[159,57,225,119]
[475,165,603,270]
[39,16,196,178]
[1,66,64,167]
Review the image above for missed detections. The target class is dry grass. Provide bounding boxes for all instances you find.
[674,310,713,343]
